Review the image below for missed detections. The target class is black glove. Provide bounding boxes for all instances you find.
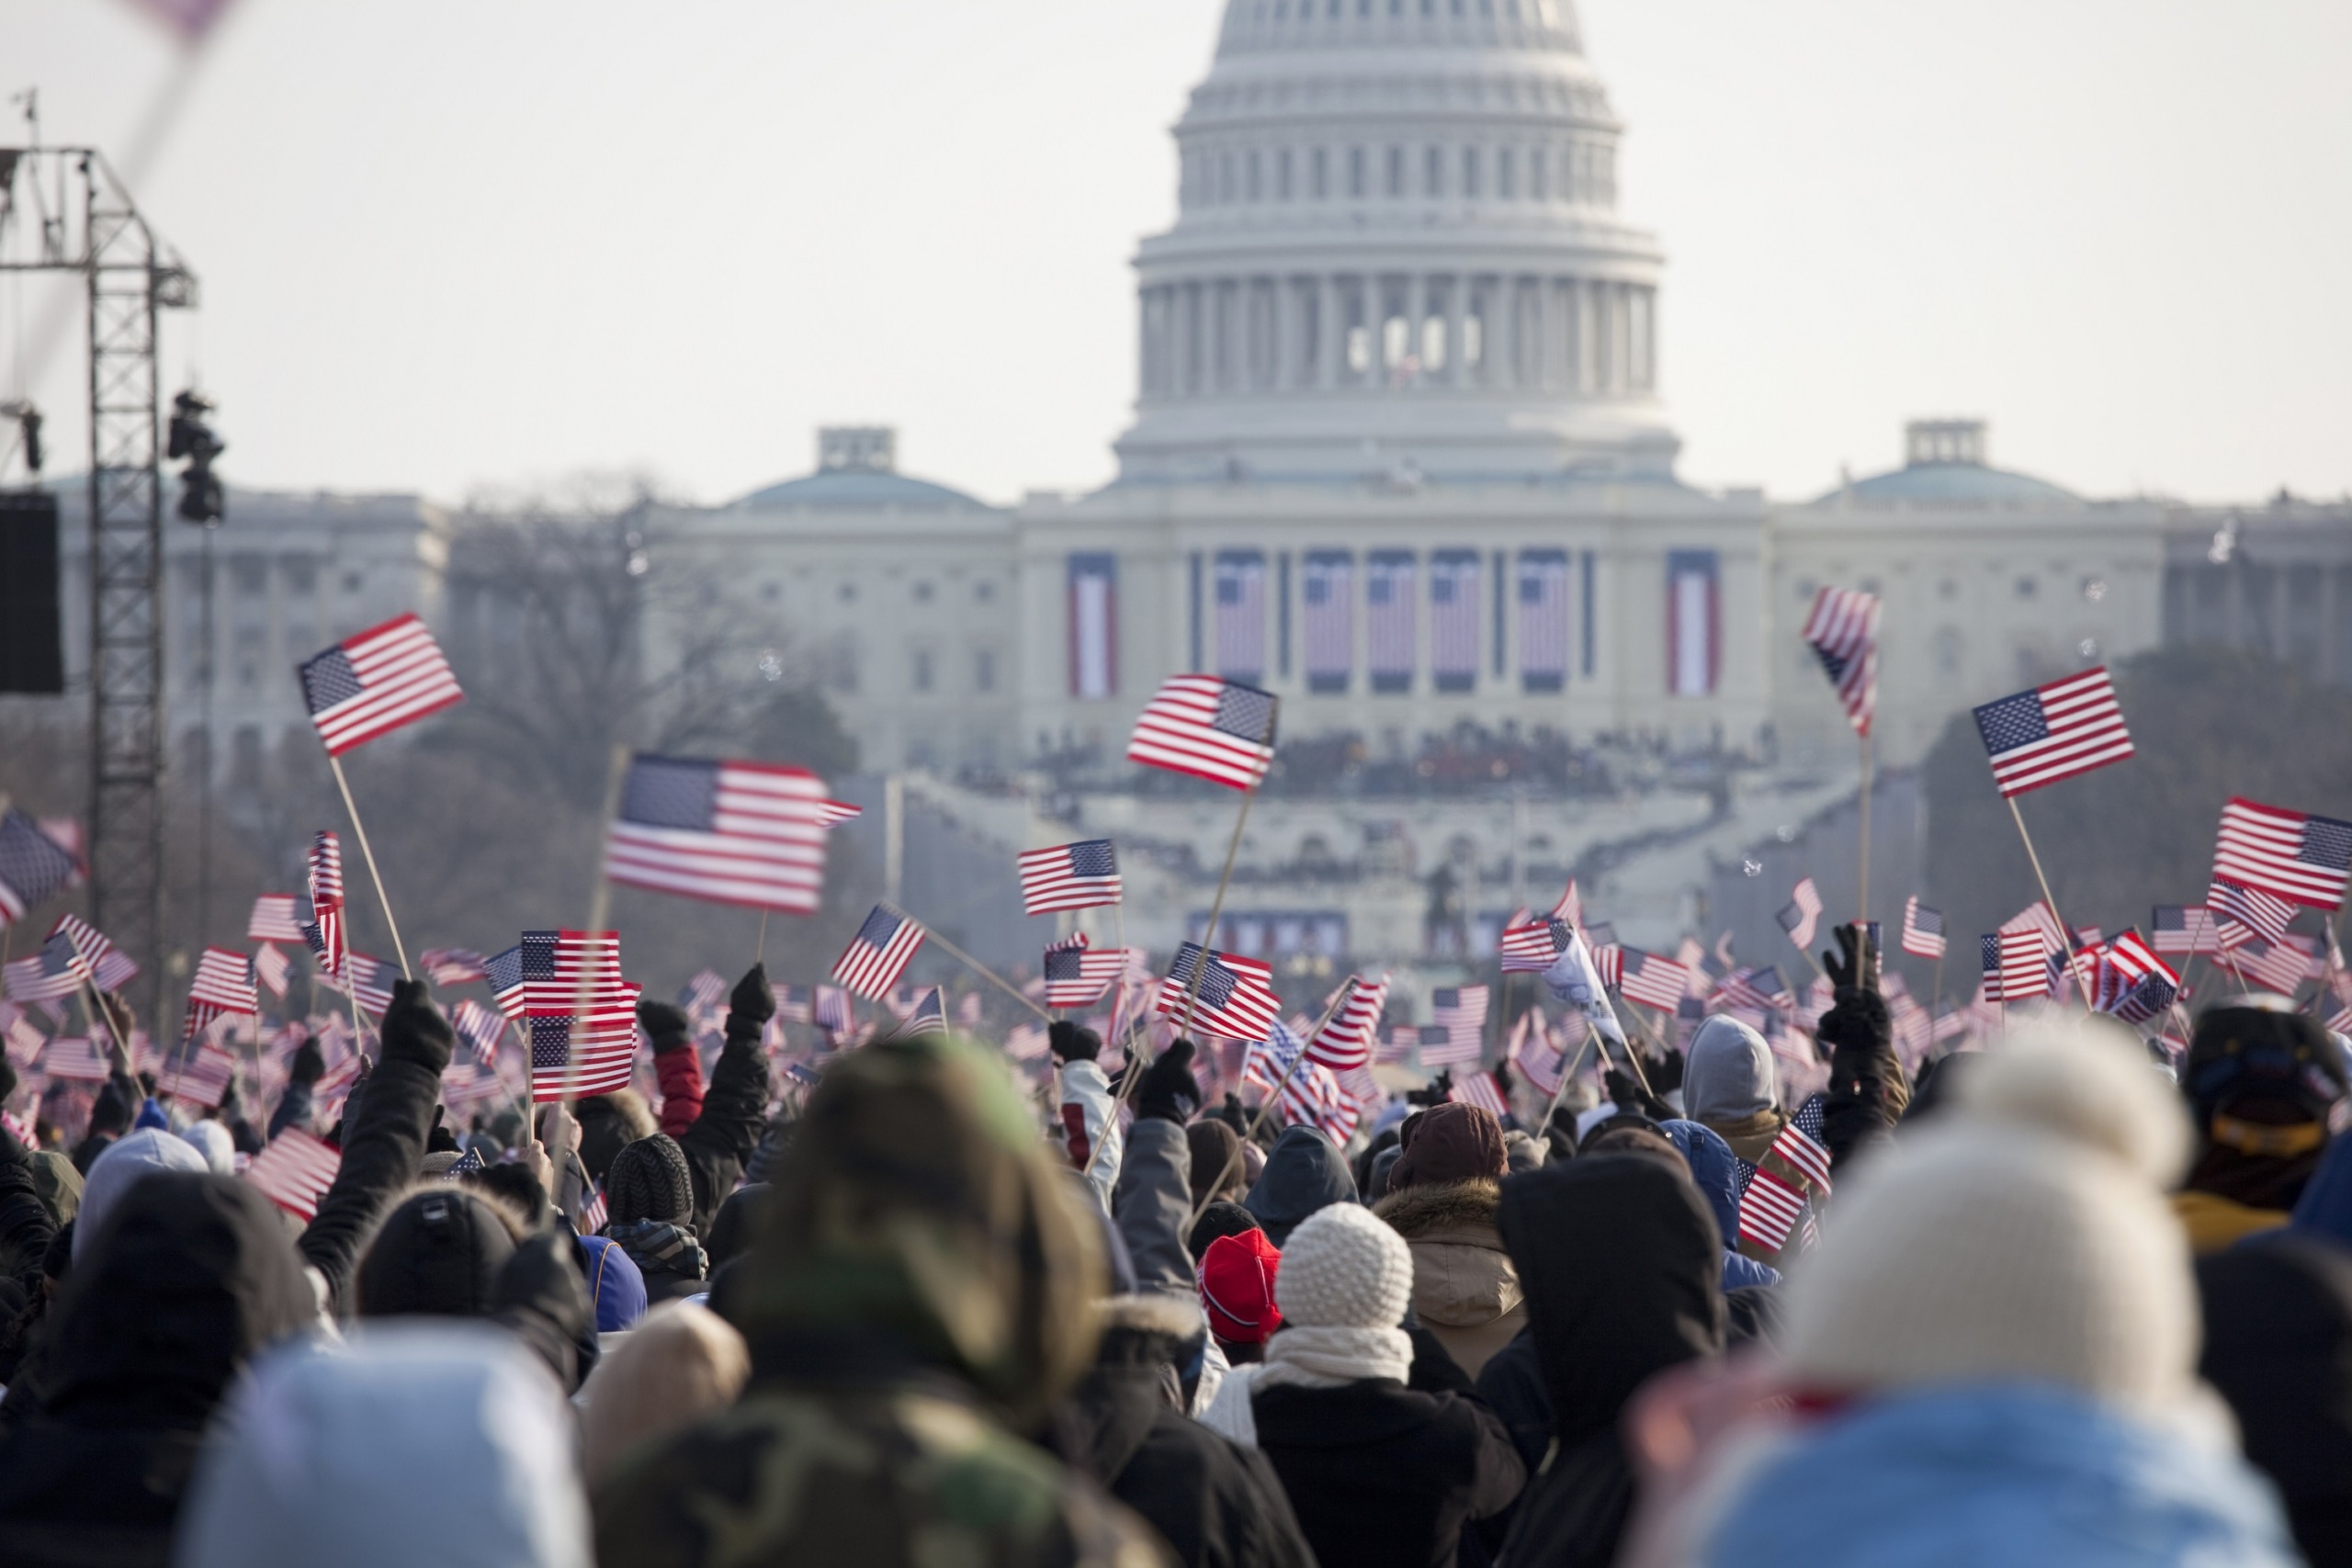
[1492,1058,1516,1102]
[1048,1020,1100,1065]
[1822,922,1881,999]
[1408,1069,1454,1108]
[289,1040,325,1087]
[1211,1092,1250,1137]
[636,998,693,1055]
[425,1105,458,1154]
[379,978,456,1073]
[726,964,775,1043]
[87,1076,134,1138]
[1604,1066,1674,1122]
[0,1061,16,1104]
[1647,1046,1686,1096]
[1134,1039,1201,1124]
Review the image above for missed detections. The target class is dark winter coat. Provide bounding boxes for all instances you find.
[607,1218,710,1305]
[0,1176,316,1567]
[1493,1153,1725,1568]
[673,1020,771,1237]
[355,1182,597,1390]
[1057,1297,1317,1568]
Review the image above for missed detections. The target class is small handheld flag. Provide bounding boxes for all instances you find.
[1159,943,1281,1041]
[2212,797,2352,912]
[1018,840,1123,915]
[604,753,830,914]
[831,906,925,1001]
[1972,666,2134,797]
[297,612,465,756]
[1900,897,1947,960]
[1778,878,1824,952]
[1126,675,1278,791]
[1800,588,1881,737]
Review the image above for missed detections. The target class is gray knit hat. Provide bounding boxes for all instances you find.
[605,1134,695,1228]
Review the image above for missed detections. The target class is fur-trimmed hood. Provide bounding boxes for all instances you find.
[1374,1179,1525,1371]
[1374,1177,1503,1241]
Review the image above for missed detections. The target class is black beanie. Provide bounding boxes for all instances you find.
[356,1189,518,1318]
[606,1133,695,1228]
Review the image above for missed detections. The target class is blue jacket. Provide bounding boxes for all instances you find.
[1659,1119,1784,1293]
[1698,1384,2301,1568]
[577,1234,648,1333]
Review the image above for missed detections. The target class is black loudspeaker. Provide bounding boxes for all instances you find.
[0,491,64,694]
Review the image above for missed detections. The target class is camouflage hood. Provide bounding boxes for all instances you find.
[731,1034,1104,1427]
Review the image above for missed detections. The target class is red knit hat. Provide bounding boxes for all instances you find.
[1197,1229,1283,1345]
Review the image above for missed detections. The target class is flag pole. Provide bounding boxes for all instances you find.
[756,908,769,966]
[561,744,634,1106]
[1176,780,1263,1040]
[326,755,412,981]
[1078,904,1157,1171]
[1858,729,1874,923]
[1184,981,1352,1224]
[890,906,1052,1021]
[2004,796,2098,1009]
[1537,1014,1605,1143]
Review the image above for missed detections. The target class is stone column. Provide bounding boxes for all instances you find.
[1532,276,1553,391]
[1361,277,1382,389]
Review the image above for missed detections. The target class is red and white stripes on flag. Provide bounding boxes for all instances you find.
[1801,587,1881,737]
[1306,972,1388,1070]
[2151,906,2222,955]
[252,943,291,999]
[246,1129,343,1222]
[2212,797,2352,911]
[1302,552,1352,694]
[1498,916,1570,974]
[52,913,135,993]
[1777,878,1824,953]
[421,947,487,987]
[1422,987,1488,1066]
[1017,840,1122,915]
[452,998,505,1064]
[2209,878,2294,948]
[296,612,465,756]
[1972,666,2135,798]
[524,931,638,1102]
[247,893,309,943]
[306,831,346,979]
[1450,1069,1510,1119]
[1042,933,1125,1010]
[1126,675,1278,792]
[831,905,925,1002]
[1517,551,1570,690]
[187,946,258,1015]
[160,1043,237,1108]
[1620,951,1693,1013]
[1159,943,1281,1042]
[2105,930,2178,989]
[603,754,831,914]
[1901,897,1947,960]
[815,799,862,827]
[42,1035,108,1081]
[1737,1167,1806,1251]
[1510,1010,1568,1097]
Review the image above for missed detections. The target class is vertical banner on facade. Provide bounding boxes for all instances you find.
[1068,553,1118,699]
[1303,551,1352,694]
[1215,550,1268,683]
[1430,550,1480,693]
[1518,549,1569,693]
[1666,548,1719,696]
[1367,550,1417,694]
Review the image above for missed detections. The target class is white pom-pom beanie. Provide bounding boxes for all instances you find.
[1274,1201,1414,1331]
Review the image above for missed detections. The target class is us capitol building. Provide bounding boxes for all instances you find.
[51,0,2352,968]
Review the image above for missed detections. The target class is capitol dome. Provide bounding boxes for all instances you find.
[1114,0,1677,486]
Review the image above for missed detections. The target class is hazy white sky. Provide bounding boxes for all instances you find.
[4,0,2348,508]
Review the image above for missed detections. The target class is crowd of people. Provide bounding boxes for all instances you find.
[0,919,2347,1567]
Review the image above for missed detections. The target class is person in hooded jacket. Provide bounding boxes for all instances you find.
[1372,1103,1527,1380]
[602,1132,713,1303]
[593,1032,1166,1568]
[622,964,776,1238]
[1657,1119,1783,1292]
[1243,1123,1356,1247]
[1493,1149,1725,1568]
[2172,998,2346,1254]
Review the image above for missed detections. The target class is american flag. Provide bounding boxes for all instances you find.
[1042,934,1125,1009]
[771,984,812,1025]
[1241,1018,1305,1092]
[2106,930,2178,988]
[1801,587,1881,737]
[576,1184,607,1235]
[1738,1166,1806,1251]
[523,932,637,1101]
[52,913,136,993]
[160,1041,237,1108]
[1768,1095,1834,1193]
[246,1128,343,1222]
[1302,552,1353,693]
[297,612,466,756]
[1366,553,1416,691]
[1125,675,1278,792]
[484,937,537,1021]
[1018,840,1123,915]
[1511,1010,1568,1096]
[1621,951,1693,1013]
[252,943,291,999]
[1306,972,1388,1069]
[2212,797,2352,911]
[306,831,346,980]
[1430,552,1479,689]
[1717,964,1790,1013]
[42,1035,108,1081]
[1450,1069,1509,1119]
[452,998,505,1062]
[2209,878,2295,947]
[1159,942,1280,1042]
[1889,993,1931,1056]
[1005,1021,1050,1061]
[1424,986,1488,1065]
[895,986,947,1039]
[1777,878,1824,952]
[188,946,258,1015]
[329,952,400,1017]
[1279,1057,1360,1143]
[1517,551,1570,689]
[2240,936,2318,997]
[814,985,854,1034]
[420,947,486,986]
[2111,970,2180,1026]
[247,894,309,943]
[1214,552,1267,682]
[815,799,862,827]
[1901,897,1947,960]
[677,968,727,1021]
[1982,930,2052,1002]
[832,906,925,1001]
[604,754,831,914]
[1498,916,1570,974]
[0,808,80,927]
[5,931,88,1002]
[1972,666,2134,798]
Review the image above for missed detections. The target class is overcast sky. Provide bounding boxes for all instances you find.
[4,0,2347,508]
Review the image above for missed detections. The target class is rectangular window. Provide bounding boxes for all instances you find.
[1666,549,1720,696]
[1462,146,1481,197]
[1530,146,1548,201]
[1303,551,1353,694]
[1349,146,1367,198]
[1498,148,1516,198]
[975,648,996,693]
[1214,550,1268,682]
[1277,148,1293,200]
[1426,145,1443,196]
[1068,553,1117,698]
[1518,549,1569,692]
[1313,146,1329,198]
[912,648,935,694]
[1386,146,1405,197]
[1430,549,1479,693]
[1277,552,1293,678]
[1248,151,1262,201]
[1367,550,1416,694]
[1491,548,1507,678]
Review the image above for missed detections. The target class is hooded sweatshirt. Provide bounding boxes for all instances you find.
[1495,1154,1726,1568]
[1658,1119,1784,1292]
[592,1034,1161,1568]
[72,1126,209,1260]
[1243,1124,1358,1248]
[1682,1017,1782,1162]
[175,1323,592,1568]
[0,1175,318,1566]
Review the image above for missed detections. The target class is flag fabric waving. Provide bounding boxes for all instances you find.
[1972,666,2134,798]
[334,953,401,1017]
[187,946,258,1015]
[245,1129,343,1222]
[1620,951,1693,1013]
[1738,1166,1807,1251]
[1159,942,1281,1041]
[297,612,465,756]
[895,987,947,1039]
[306,831,346,979]
[815,799,862,827]
[1018,840,1123,915]
[1125,675,1278,791]
[2212,797,2352,911]
[1801,587,1881,737]
[2209,877,2295,946]
[831,905,926,1002]
[452,998,505,1062]
[1549,880,1583,931]
[5,931,88,1003]
[1778,878,1824,952]
[1450,1069,1510,1120]
[1901,897,1947,960]
[42,1035,108,1081]
[0,808,80,927]
[1424,986,1489,1065]
[1042,933,1125,1009]
[2151,905,2221,955]
[1767,1095,1835,1194]
[160,1042,237,1108]
[603,753,831,913]
[247,893,309,943]
[51,914,134,993]
[1498,916,1570,974]
[420,947,486,987]
[1543,927,1628,1048]
[252,942,291,998]
[524,931,637,1101]
[2106,930,2178,988]
[1306,973,1388,1070]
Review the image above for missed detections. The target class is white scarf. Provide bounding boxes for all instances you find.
[1196,1326,1416,1449]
